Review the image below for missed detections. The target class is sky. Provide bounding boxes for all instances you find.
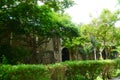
[65,0,119,24]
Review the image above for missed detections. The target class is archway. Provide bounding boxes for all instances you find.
[62,48,69,61]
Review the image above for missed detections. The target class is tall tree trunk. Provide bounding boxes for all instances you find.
[94,47,97,60]
[103,39,107,59]
[10,32,13,45]
[27,34,39,64]
[99,48,103,60]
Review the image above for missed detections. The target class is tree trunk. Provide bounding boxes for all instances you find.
[99,48,103,60]
[94,47,97,60]
[10,32,13,45]
[103,38,108,59]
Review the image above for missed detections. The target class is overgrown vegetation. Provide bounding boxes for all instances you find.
[0,0,78,64]
[1,59,120,80]
[1,0,120,80]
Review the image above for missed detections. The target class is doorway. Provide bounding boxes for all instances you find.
[62,48,69,61]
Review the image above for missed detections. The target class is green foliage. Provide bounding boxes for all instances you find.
[1,55,8,64]
[40,0,75,12]
[0,2,54,36]
[69,9,120,60]
[0,65,50,80]
[52,13,79,38]
[1,59,120,80]
[48,63,67,80]
[115,69,120,77]
[64,60,116,80]
[0,0,78,43]
[50,60,118,80]
[0,45,30,64]
[0,0,78,64]
[115,58,120,69]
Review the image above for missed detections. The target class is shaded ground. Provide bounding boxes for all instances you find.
[109,76,120,80]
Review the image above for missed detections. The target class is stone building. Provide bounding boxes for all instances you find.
[26,36,82,64]
[38,37,82,64]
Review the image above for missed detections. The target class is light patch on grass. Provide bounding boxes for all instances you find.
[95,76,103,80]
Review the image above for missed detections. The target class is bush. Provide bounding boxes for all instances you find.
[0,65,50,80]
[114,58,120,76]
[0,59,119,80]
[64,60,116,80]
[1,55,8,64]
[48,60,117,80]
[115,58,120,68]
[100,60,116,80]
[48,63,67,80]
[0,45,30,64]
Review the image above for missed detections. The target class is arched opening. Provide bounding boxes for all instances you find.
[62,48,69,61]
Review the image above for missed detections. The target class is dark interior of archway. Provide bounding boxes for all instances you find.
[62,48,69,62]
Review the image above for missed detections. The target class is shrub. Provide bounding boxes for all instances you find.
[115,58,120,68]
[64,60,116,80]
[0,59,119,80]
[114,58,120,76]
[0,45,30,64]
[0,65,50,80]
[100,60,116,80]
[1,55,8,64]
[48,63,67,80]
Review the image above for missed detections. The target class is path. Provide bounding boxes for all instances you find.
[109,76,120,80]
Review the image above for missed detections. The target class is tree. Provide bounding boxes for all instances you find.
[39,0,75,12]
[0,0,78,64]
[89,9,120,59]
[69,9,120,60]
[0,0,54,63]
[75,24,101,60]
[100,9,119,59]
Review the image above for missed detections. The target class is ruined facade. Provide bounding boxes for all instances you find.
[38,37,82,64]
